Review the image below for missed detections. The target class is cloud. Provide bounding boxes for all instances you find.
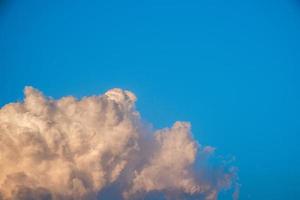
[0,87,238,200]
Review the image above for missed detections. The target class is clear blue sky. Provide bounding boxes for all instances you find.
[1,0,300,199]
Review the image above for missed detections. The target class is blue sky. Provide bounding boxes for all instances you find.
[1,0,300,199]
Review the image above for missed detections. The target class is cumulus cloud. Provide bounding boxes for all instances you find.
[0,87,238,200]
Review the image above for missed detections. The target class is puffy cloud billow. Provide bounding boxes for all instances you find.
[0,87,238,200]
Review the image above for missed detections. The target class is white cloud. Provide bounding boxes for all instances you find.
[0,87,238,200]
